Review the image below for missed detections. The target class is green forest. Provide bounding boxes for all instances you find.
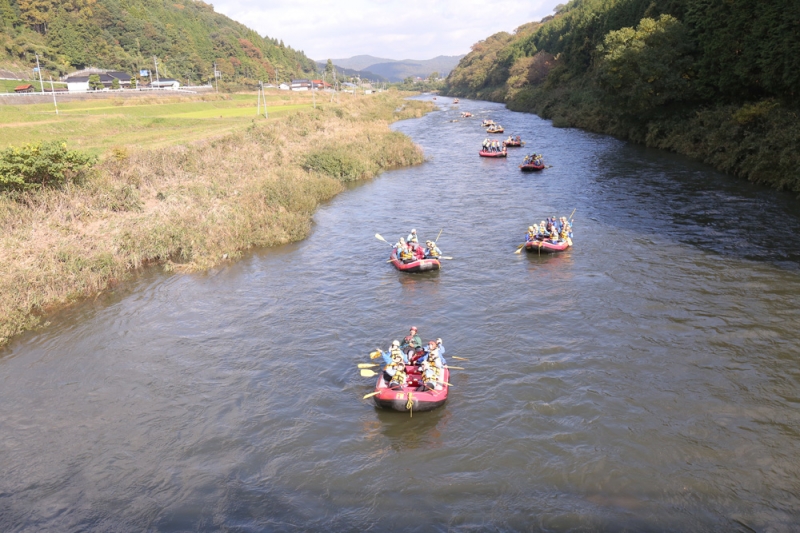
[444,0,800,193]
[0,0,317,83]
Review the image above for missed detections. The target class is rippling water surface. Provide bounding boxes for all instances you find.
[3,97,800,531]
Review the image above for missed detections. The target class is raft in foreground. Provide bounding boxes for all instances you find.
[389,248,441,272]
[371,366,450,412]
[525,239,571,253]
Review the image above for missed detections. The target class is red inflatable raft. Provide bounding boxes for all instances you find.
[389,248,441,272]
[525,238,571,253]
[479,149,507,158]
[520,162,545,171]
[371,365,450,412]
[504,139,525,147]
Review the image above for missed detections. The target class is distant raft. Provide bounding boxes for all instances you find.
[520,161,545,171]
[479,149,507,158]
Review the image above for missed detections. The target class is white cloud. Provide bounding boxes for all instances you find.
[211,0,561,60]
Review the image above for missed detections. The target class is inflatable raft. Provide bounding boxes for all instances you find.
[371,365,450,412]
[479,149,507,158]
[525,238,571,253]
[389,248,441,272]
[504,139,525,147]
[520,162,545,171]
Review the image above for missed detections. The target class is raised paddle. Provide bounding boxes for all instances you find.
[435,228,443,243]
[375,233,392,246]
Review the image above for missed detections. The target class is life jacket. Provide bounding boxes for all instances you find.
[428,247,440,258]
[390,347,404,363]
[389,365,407,385]
[399,247,413,260]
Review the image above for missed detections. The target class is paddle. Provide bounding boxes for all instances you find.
[360,369,379,377]
[451,356,469,361]
[358,363,379,369]
[375,233,392,246]
[514,242,526,254]
[363,390,382,399]
[446,366,465,370]
[435,229,443,243]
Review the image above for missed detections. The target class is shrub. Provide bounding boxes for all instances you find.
[302,147,368,182]
[0,141,97,192]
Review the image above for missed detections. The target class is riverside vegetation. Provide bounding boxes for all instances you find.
[0,92,431,347]
[443,0,800,193]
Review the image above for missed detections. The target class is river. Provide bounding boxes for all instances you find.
[2,97,800,531]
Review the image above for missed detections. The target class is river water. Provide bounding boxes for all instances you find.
[2,97,800,531]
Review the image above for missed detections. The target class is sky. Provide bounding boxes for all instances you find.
[211,0,564,61]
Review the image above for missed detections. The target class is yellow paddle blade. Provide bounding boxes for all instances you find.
[360,369,378,377]
[514,243,525,255]
[452,356,469,361]
[375,233,389,244]
[446,366,465,370]
[358,363,379,369]
[363,390,381,399]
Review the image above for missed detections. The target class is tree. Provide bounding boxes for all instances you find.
[325,59,334,76]
[88,73,102,90]
[428,71,439,81]
[595,15,696,114]
[111,77,119,89]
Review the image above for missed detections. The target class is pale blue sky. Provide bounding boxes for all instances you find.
[212,0,563,60]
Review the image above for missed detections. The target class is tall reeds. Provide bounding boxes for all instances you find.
[0,93,431,346]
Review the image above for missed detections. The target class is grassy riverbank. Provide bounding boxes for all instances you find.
[0,92,431,347]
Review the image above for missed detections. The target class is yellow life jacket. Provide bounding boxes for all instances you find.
[390,347,404,363]
[400,248,413,260]
[389,366,406,384]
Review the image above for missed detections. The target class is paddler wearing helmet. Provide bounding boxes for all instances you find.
[377,340,408,383]
[406,228,418,243]
[401,326,422,353]
[424,240,441,259]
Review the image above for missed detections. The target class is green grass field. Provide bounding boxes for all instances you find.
[0,78,67,92]
[0,92,313,155]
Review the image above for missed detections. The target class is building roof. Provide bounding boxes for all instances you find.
[14,84,34,91]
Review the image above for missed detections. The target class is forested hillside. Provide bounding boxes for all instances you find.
[444,0,800,193]
[0,0,317,83]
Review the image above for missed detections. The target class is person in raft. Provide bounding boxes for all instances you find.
[407,228,418,243]
[419,343,444,391]
[378,340,408,383]
[425,240,441,259]
[401,326,422,354]
[397,240,415,263]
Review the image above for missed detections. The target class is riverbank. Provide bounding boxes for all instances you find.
[0,93,432,347]
[506,84,800,194]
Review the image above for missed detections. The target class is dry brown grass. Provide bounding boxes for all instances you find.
[0,93,432,346]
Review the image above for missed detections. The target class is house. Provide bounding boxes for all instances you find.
[148,78,180,90]
[278,83,290,90]
[290,79,311,91]
[311,80,331,89]
[14,84,35,93]
[65,71,133,92]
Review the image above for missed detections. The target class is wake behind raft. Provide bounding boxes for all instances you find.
[370,365,450,412]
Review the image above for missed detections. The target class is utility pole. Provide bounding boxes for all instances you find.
[35,53,45,93]
[49,76,58,114]
[153,56,160,84]
[257,80,261,115]
[213,62,219,92]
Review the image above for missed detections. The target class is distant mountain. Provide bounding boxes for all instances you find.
[319,55,466,82]
[314,62,387,83]
[326,55,395,71]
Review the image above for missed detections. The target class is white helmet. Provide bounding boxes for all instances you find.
[411,229,416,233]
[392,340,400,347]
